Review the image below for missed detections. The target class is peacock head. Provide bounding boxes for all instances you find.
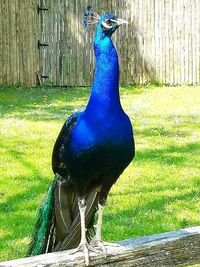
[83,6,128,37]
[100,14,128,36]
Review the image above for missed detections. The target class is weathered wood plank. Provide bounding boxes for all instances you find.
[0,226,200,267]
[0,0,39,86]
[1,0,8,84]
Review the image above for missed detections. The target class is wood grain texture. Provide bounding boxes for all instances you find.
[0,0,39,86]
[19,0,200,86]
[0,0,200,86]
[0,226,200,267]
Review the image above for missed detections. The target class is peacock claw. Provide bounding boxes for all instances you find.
[91,240,120,258]
[70,243,101,266]
[91,240,108,257]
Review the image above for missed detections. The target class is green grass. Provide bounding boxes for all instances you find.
[0,85,200,261]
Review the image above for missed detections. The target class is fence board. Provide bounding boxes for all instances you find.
[0,0,200,86]
[0,1,2,83]
[0,226,200,267]
[0,0,38,86]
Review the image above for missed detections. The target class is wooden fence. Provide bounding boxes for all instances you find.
[0,226,200,266]
[0,0,39,86]
[0,0,200,86]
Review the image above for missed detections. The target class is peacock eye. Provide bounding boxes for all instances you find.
[106,19,112,26]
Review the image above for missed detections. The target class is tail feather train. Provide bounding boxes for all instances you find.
[27,177,57,256]
[28,175,98,256]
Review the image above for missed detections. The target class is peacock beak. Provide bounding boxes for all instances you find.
[116,18,128,26]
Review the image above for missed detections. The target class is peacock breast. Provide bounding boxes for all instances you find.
[70,111,133,153]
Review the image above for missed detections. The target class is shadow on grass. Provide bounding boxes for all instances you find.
[0,143,52,180]
[104,189,199,241]
[0,146,53,254]
[134,114,199,138]
[0,175,53,260]
[0,86,148,122]
[134,142,200,166]
[0,87,90,121]
[0,179,49,213]
[0,178,52,261]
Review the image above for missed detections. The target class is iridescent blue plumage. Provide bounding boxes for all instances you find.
[29,11,134,264]
[64,14,135,197]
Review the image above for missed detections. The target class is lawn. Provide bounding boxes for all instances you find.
[0,85,199,261]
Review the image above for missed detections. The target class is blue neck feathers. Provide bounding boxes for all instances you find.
[85,24,122,115]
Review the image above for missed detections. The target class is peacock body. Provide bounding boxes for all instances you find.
[28,9,135,265]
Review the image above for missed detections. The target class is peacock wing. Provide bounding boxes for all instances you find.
[52,110,83,175]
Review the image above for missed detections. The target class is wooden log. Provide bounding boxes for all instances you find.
[0,226,200,267]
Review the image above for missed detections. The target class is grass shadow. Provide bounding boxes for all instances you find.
[134,142,200,166]
[0,86,90,121]
[104,189,199,242]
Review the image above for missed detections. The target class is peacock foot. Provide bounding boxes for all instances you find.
[91,240,120,258]
[70,242,101,266]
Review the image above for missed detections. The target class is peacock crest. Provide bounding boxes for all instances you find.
[83,6,100,30]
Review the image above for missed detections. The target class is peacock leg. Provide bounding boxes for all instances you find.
[91,199,120,257]
[78,198,88,246]
[70,197,89,265]
[71,197,100,265]
[92,203,108,256]
[96,203,103,242]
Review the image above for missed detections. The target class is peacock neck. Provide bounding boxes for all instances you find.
[85,29,122,116]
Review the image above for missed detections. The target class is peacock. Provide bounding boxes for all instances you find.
[28,7,135,265]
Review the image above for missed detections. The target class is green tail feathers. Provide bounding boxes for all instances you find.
[27,177,57,256]
[28,175,99,256]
